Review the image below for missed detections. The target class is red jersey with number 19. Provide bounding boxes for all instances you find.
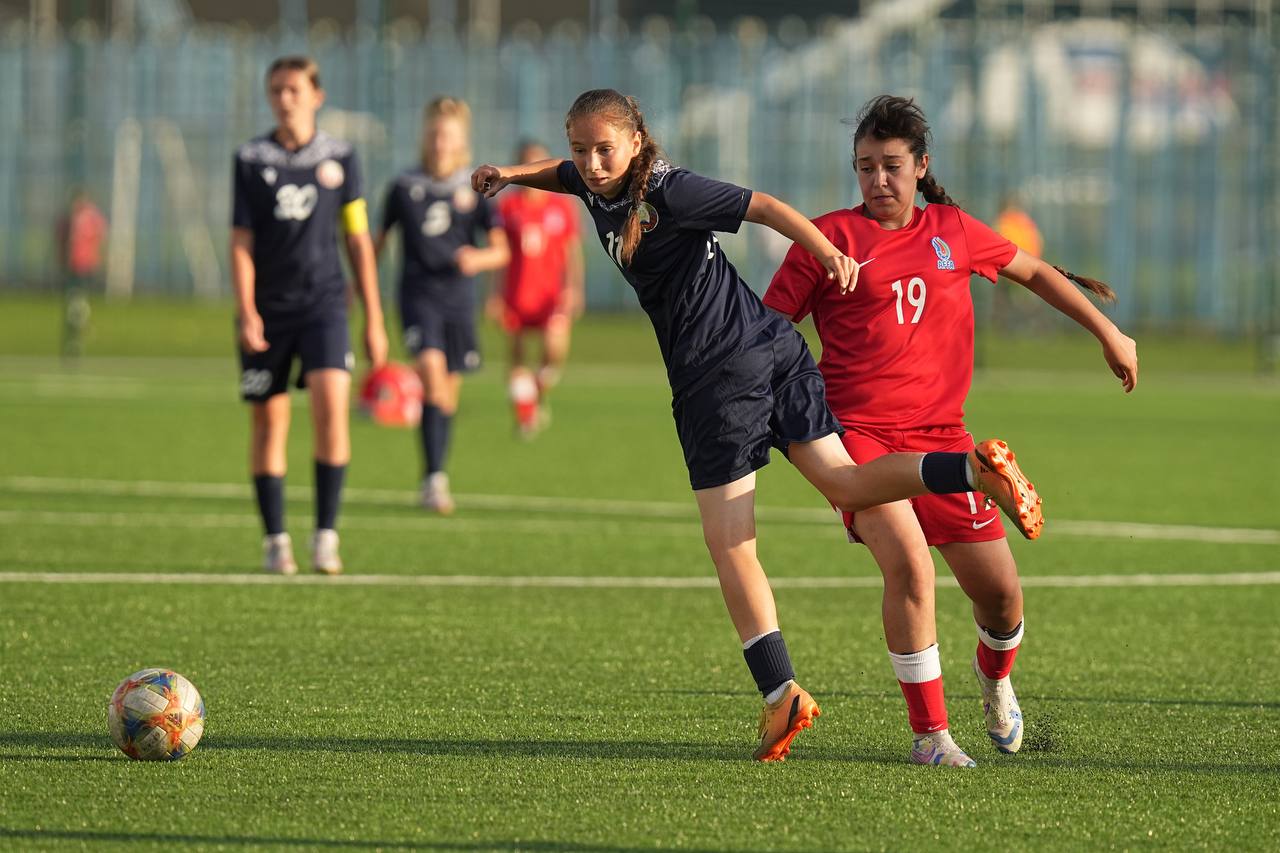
[763,203,1016,430]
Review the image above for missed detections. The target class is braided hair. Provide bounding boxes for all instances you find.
[852,95,1115,303]
[566,89,662,266]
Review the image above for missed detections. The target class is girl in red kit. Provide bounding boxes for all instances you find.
[489,139,585,437]
[765,95,1138,767]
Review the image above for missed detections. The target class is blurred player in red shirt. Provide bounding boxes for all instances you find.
[490,139,585,437]
[57,190,107,358]
[766,95,1137,768]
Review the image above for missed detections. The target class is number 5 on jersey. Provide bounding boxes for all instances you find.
[891,277,926,324]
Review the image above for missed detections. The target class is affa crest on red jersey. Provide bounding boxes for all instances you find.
[931,236,955,270]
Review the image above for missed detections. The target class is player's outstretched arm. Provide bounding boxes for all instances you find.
[344,229,388,369]
[456,227,511,278]
[745,192,858,294]
[1000,249,1138,392]
[472,159,567,198]
[231,227,267,354]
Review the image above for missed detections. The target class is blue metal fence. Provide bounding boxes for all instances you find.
[0,14,1275,340]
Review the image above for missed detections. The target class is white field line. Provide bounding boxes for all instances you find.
[3,475,1278,546]
[0,509,699,538]
[0,570,1277,590]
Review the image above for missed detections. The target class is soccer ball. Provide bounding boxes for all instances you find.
[359,362,424,428]
[107,668,206,761]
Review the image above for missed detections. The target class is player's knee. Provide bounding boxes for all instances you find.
[980,581,1023,621]
[880,560,934,604]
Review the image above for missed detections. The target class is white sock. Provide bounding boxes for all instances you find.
[888,644,942,683]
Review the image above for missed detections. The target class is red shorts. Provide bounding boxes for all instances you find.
[502,304,569,334]
[840,424,1006,546]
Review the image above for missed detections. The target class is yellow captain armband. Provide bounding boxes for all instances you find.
[340,199,370,235]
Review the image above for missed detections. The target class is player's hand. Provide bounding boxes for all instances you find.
[455,246,484,277]
[471,164,509,198]
[364,321,388,369]
[1101,330,1138,393]
[821,253,861,295]
[238,311,269,354]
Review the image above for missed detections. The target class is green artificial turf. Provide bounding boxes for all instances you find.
[0,295,1277,851]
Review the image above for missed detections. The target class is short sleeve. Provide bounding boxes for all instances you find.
[380,183,400,233]
[556,160,587,199]
[659,169,752,233]
[764,240,825,322]
[341,151,363,205]
[957,208,1017,283]
[231,156,254,229]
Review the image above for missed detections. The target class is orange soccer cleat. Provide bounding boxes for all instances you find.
[970,439,1044,540]
[753,681,820,762]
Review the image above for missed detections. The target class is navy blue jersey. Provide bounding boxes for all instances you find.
[381,167,500,316]
[556,159,770,393]
[232,131,362,323]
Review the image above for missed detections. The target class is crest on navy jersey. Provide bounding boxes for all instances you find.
[409,183,426,202]
[316,159,344,190]
[261,167,277,186]
[931,236,955,270]
[636,201,659,233]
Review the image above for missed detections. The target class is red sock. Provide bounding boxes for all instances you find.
[976,621,1024,680]
[889,645,948,734]
[898,677,948,734]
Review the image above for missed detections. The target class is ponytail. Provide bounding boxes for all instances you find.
[619,100,660,266]
[1052,265,1117,303]
[920,172,958,208]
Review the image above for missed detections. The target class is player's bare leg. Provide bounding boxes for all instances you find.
[251,393,295,574]
[538,313,571,395]
[855,501,976,766]
[788,433,1044,537]
[306,368,350,575]
[940,539,1025,753]
[507,331,540,438]
[694,473,819,761]
[417,349,458,514]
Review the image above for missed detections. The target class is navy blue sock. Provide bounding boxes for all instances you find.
[314,461,346,531]
[920,451,973,495]
[743,631,796,697]
[420,404,453,476]
[253,474,285,535]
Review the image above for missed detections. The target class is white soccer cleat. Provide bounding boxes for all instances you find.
[421,472,456,516]
[910,729,977,768]
[311,528,343,576]
[973,656,1024,754]
[262,532,297,575]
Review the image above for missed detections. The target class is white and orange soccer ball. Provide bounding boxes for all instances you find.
[107,668,206,761]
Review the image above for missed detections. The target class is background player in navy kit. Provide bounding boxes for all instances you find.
[231,56,388,575]
[375,97,509,514]
[472,88,1045,762]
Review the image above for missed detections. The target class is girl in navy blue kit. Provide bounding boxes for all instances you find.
[472,89,1044,762]
[232,56,388,576]
[376,97,510,514]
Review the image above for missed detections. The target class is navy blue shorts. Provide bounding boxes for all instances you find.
[238,311,352,402]
[672,317,842,491]
[400,295,481,374]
